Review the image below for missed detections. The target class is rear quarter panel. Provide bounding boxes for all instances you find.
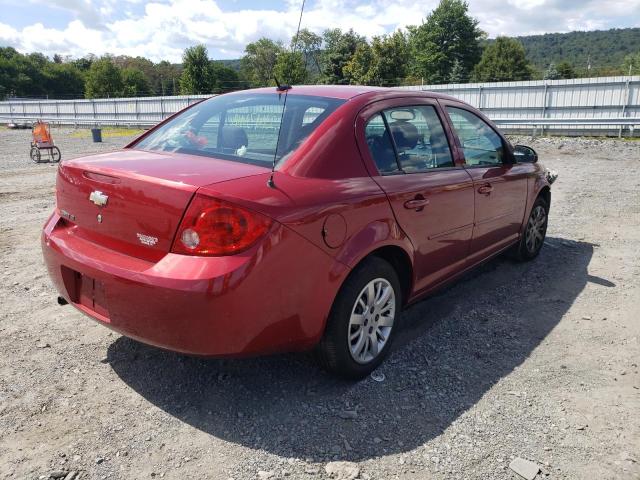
[202,172,415,309]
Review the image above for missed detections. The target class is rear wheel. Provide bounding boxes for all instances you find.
[514,197,548,261]
[51,146,61,162]
[30,147,41,163]
[317,257,401,379]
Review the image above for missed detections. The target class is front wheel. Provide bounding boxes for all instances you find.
[316,257,401,379]
[30,147,41,163]
[514,197,548,261]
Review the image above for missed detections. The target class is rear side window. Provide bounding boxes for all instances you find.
[385,106,454,172]
[364,114,399,174]
[446,107,505,166]
[134,94,344,167]
[364,105,453,175]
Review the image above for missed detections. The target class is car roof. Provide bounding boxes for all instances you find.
[232,85,461,102]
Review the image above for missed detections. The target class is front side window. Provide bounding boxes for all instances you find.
[446,107,505,166]
[134,94,344,167]
[364,105,454,175]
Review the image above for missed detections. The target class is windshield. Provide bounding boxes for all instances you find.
[133,93,345,167]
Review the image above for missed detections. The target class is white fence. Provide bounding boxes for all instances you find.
[400,76,640,135]
[0,95,209,127]
[1,76,639,136]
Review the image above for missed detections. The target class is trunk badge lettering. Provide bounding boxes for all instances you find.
[89,190,108,207]
[137,233,158,247]
[60,209,76,221]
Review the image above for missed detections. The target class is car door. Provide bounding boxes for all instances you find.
[441,102,529,263]
[356,98,475,295]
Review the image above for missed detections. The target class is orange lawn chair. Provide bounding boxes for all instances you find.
[30,120,61,163]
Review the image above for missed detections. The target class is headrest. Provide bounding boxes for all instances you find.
[220,126,248,150]
[390,121,419,151]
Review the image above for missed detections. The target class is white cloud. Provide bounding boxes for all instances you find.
[1,0,639,62]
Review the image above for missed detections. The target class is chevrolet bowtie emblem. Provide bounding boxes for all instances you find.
[89,190,108,207]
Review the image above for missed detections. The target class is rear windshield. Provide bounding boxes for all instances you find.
[133,93,345,167]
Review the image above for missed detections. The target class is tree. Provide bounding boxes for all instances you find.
[0,47,86,99]
[85,57,123,98]
[343,43,373,85]
[209,61,240,92]
[72,56,94,72]
[371,31,410,86]
[0,46,19,61]
[344,31,409,86]
[156,60,182,95]
[622,51,640,75]
[121,68,151,97]
[543,63,561,80]
[273,51,307,85]
[320,28,367,84]
[179,45,211,94]
[241,38,283,87]
[556,61,577,79]
[448,59,466,83]
[43,63,85,97]
[0,47,45,97]
[472,37,533,82]
[0,48,21,98]
[112,56,156,92]
[292,28,323,78]
[408,0,484,84]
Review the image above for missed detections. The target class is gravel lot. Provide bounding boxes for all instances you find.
[1,126,639,480]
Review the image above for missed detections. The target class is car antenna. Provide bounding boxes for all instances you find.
[268,0,304,188]
[267,78,292,188]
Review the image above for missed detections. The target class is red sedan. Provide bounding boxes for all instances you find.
[42,86,554,378]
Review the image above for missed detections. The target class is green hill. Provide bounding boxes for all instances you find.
[514,27,640,72]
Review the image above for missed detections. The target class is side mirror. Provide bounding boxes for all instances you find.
[513,144,538,163]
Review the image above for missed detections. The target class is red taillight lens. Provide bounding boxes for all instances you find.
[172,194,272,256]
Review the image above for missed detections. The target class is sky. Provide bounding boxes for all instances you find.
[0,0,639,62]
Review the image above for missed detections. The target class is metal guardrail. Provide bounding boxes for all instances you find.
[2,115,638,130]
[1,77,639,136]
[0,116,162,127]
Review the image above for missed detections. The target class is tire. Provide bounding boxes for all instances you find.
[514,196,549,261]
[30,147,41,163]
[317,256,402,379]
[51,146,61,163]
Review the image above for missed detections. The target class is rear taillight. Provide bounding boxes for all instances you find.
[172,194,272,256]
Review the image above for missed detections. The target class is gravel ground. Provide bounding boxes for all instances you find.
[0,126,639,480]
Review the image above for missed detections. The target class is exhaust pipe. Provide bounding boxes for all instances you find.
[57,296,68,306]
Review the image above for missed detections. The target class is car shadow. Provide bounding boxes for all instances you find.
[107,237,598,461]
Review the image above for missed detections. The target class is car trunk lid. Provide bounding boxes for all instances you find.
[56,149,267,261]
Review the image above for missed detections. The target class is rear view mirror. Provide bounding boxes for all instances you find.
[513,145,538,163]
[389,110,415,121]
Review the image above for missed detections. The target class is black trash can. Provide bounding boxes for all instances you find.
[91,128,102,143]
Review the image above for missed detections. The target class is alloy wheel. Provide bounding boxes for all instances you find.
[348,278,396,364]
[525,205,547,254]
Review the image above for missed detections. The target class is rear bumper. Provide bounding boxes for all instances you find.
[42,212,346,356]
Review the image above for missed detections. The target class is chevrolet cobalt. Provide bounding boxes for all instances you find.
[42,86,554,378]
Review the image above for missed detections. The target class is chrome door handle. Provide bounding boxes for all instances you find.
[477,184,493,195]
[404,197,430,210]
